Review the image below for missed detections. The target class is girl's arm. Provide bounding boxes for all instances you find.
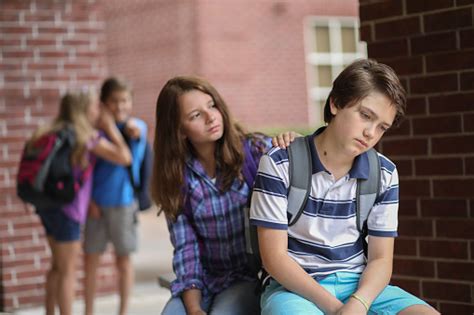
[90,108,132,165]
[166,213,206,314]
[337,236,394,315]
[182,289,206,315]
[259,226,344,315]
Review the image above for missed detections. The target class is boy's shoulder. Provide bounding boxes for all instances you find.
[265,146,289,164]
[374,150,397,174]
[130,117,147,129]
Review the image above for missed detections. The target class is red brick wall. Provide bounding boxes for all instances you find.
[103,0,358,132]
[0,0,115,311]
[360,1,474,314]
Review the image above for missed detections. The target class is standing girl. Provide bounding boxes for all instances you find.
[153,76,281,315]
[32,91,131,315]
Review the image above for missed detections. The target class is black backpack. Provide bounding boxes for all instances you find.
[244,135,381,276]
[17,126,92,209]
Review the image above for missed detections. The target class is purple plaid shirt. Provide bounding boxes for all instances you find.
[167,136,271,298]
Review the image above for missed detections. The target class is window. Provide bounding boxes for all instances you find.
[304,17,367,125]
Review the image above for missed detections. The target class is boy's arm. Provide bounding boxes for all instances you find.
[259,226,344,315]
[337,236,394,314]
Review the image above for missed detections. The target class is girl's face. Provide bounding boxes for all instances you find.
[179,89,224,147]
[86,93,100,126]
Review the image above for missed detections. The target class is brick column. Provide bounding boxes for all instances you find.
[0,0,114,311]
[360,1,474,314]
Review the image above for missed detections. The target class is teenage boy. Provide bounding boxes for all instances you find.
[250,59,439,315]
[83,78,148,315]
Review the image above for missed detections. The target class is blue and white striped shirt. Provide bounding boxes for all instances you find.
[250,131,399,278]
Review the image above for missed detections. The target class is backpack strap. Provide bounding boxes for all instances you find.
[287,136,312,226]
[242,139,259,259]
[356,148,381,256]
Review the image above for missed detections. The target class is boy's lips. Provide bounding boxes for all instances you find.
[356,139,368,148]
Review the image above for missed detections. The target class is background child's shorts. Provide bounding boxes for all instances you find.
[261,272,431,315]
[37,209,80,242]
[83,202,138,256]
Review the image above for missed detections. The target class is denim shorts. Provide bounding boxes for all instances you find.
[37,209,81,242]
[261,272,430,315]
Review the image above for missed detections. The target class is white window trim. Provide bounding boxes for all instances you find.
[304,16,367,126]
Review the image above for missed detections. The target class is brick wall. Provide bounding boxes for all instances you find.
[360,0,474,314]
[0,0,115,311]
[103,0,358,132]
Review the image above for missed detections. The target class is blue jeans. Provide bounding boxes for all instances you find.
[261,272,429,315]
[161,280,260,315]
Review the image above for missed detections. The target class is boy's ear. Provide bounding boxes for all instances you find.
[329,97,338,116]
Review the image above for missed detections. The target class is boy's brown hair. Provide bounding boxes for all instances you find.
[100,77,132,103]
[324,59,406,127]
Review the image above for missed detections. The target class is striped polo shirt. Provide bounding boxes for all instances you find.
[249,131,399,278]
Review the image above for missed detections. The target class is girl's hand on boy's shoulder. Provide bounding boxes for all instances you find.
[272,131,301,149]
[124,119,141,139]
[189,310,206,315]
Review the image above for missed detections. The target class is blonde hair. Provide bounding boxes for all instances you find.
[28,91,96,168]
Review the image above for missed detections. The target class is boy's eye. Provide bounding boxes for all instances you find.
[191,112,200,120]
[360,111,371,120]
[379,125,389,132]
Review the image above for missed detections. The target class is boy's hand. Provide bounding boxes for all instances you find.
[336,298,367,315]
[124,119,141,139]
[189,311,206,315]
[88,201,101,219]
[272,131,301,149]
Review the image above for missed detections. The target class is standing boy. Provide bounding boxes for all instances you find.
[250,59,439,315]
[83,78,148,315]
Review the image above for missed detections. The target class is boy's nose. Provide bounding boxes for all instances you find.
[363,126,375,139]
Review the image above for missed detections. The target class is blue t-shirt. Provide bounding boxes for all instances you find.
[92,118,148,207]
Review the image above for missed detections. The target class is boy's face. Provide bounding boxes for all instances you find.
[330,92,396,157]
[103,89,133,123]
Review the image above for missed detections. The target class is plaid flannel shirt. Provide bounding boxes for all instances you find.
[167,136,271,298]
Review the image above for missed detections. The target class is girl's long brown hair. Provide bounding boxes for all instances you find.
[28,92,95,169]
[151,76,247,221]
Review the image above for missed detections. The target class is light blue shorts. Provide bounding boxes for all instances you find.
[261,272,430,315]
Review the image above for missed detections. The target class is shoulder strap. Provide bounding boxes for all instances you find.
[119,127,140,192]
[287,136,312,226]
[356,148,381,233]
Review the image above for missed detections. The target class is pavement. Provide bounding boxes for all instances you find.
[11,210,174,315]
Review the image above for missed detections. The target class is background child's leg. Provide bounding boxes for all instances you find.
[116,254,133,315]
[55,240,80,315]
[84,253,101,315]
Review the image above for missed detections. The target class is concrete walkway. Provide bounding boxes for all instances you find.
[13,210,174,315]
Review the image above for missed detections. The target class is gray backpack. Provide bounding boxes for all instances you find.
[244,135,381,275]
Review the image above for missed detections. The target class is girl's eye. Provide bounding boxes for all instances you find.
[379,125,388,132]
[191,112,200,120]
